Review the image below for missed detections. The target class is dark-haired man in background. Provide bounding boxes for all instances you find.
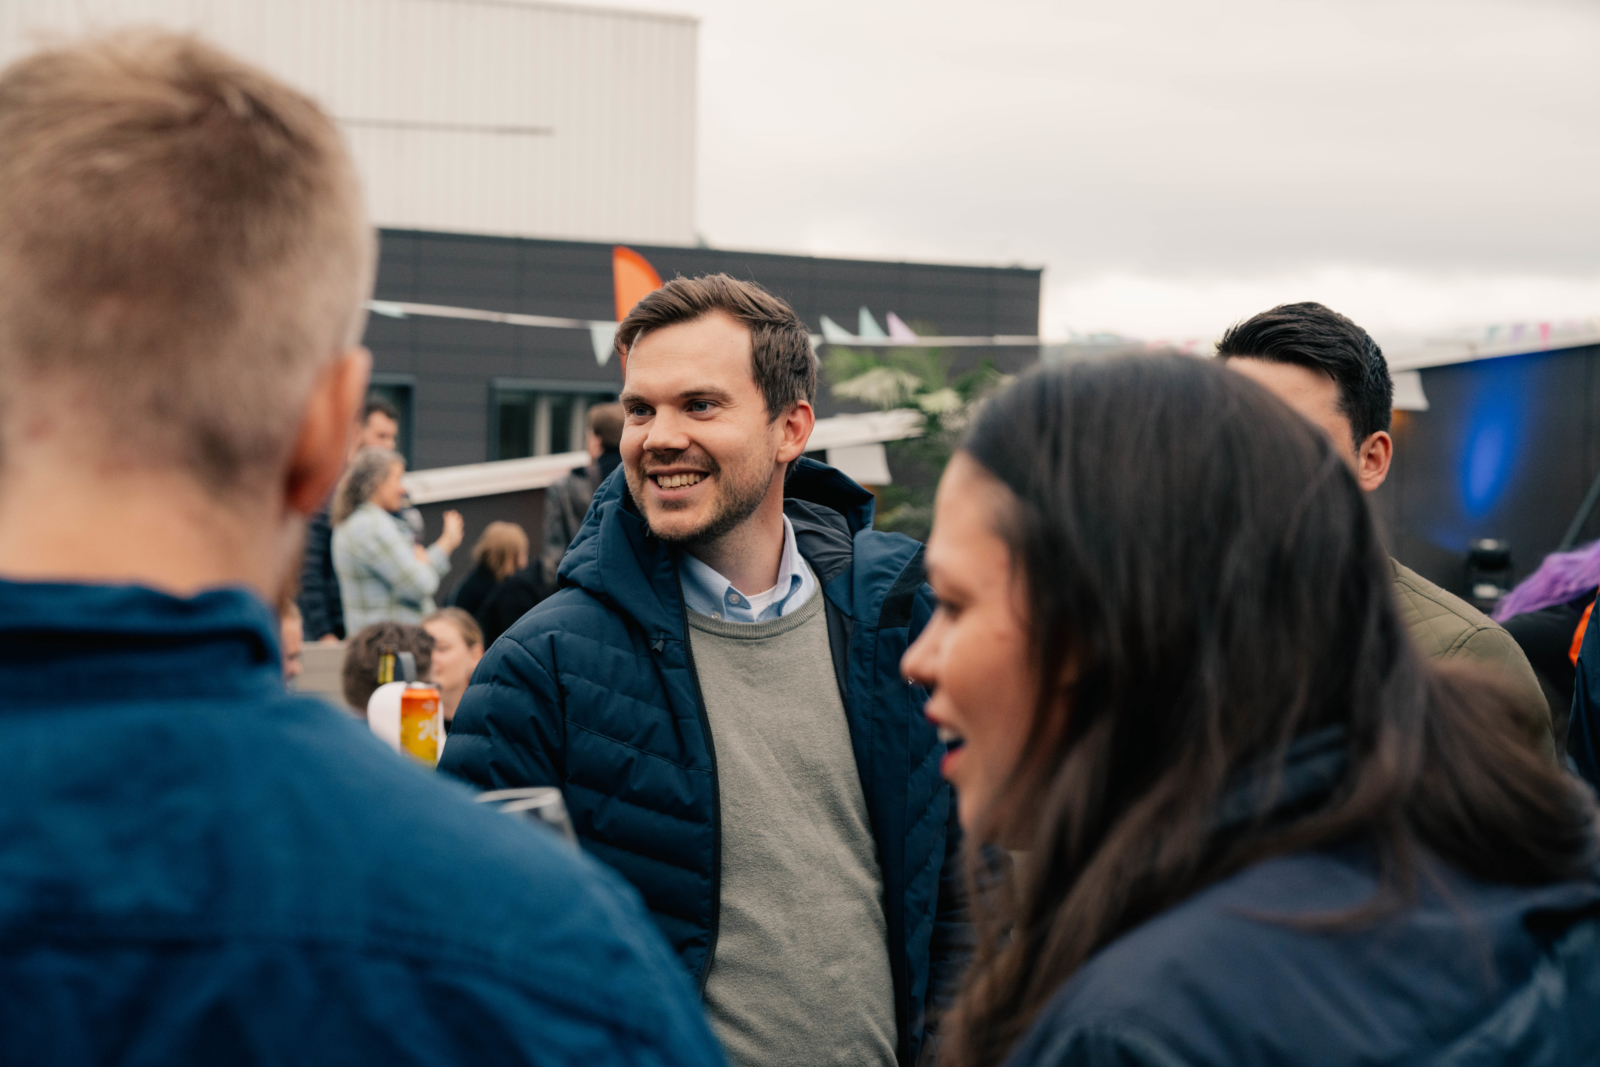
[443,274,966,1067]
[1220,302,1548,737]
[298,396,401,641]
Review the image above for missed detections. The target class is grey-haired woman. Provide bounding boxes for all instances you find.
[331,448,462,631]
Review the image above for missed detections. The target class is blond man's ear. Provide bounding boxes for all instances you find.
[285,347,371,517]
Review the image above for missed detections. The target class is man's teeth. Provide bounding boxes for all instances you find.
[655,472,706,489]
[937,726,963,746]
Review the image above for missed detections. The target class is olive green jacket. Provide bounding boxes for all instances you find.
[1392,560,1550,740]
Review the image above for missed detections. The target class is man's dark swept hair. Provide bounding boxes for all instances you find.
[363,396,400,424]
[616,274,817,419]
[1216,302,1392,447]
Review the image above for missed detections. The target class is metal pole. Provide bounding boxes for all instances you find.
[1559,467,1600,551]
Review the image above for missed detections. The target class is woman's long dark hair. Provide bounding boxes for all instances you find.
[941,355,1599,1067]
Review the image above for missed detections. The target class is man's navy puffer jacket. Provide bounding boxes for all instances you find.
[441,458,968,1066]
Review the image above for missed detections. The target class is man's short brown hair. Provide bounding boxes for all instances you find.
[0,31,371,493]
[615,274,816,419]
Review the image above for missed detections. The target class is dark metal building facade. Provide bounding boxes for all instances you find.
[362,228,1043,470]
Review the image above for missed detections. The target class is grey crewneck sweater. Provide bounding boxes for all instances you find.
[687,591,897,1067]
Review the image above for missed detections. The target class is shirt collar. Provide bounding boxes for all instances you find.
[680,515,814,623]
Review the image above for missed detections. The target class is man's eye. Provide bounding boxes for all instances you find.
[628,405,651,418]
[688,400,712,413]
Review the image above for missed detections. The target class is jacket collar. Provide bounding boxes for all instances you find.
[0,578,283,702]
[1213,725,1350,835]
[556,457,875,639]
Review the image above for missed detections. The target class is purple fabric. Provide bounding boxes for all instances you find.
[1493,539,1600,621]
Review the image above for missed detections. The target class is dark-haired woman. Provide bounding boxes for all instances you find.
[903,355,1600,1067]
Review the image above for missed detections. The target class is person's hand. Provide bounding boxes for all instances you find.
[437,510,465,554]
[413,542,430,563]
[318,634,341,645]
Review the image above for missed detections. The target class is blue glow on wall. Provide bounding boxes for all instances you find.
[1457,362,1527,521]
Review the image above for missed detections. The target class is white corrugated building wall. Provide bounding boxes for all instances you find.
[0,0,697,246]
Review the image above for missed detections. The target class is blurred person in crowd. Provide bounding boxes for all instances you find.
[906,356,1600,1067]
[448,520,528,620]
[477,554,553,646]
[443,275,966,1067]
[1220,303,1549,741]
[423,608,483,725]
[541,401,625,585]
[1494,539,1600,740]
[281,599,305,684]
[0,32,723,1066]
[297,396,401,642]
[332,448,464,631]
[342,621,435,715]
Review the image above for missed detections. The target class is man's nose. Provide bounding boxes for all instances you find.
[642,408,693,453]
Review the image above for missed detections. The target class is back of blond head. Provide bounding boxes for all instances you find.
[472,521,529,581]
[0,31,371,493]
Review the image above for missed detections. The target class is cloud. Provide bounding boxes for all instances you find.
[1047,266,1600,345]
[572,0,1600,337]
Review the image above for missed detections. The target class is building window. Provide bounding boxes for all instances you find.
[368,376,415,466]
[492,383,617,460]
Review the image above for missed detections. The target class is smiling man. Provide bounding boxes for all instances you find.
[441,274,967,1067]
[1219,302,1548,741]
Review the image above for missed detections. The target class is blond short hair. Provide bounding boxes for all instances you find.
[0,31,372,493]
[424,607,484,651]
[471,521,529,581]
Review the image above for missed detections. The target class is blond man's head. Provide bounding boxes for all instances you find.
[0,31,372,495]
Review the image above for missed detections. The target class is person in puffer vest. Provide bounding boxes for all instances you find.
[442,274,969,1067]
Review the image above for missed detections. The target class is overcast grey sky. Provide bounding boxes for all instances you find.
[577,0,1600,345]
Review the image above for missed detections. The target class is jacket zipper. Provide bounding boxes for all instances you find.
[679,596,722,997]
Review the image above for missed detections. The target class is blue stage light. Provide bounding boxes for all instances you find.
[1457,361,1526,520]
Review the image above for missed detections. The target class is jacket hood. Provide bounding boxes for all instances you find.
[556,457,878,636]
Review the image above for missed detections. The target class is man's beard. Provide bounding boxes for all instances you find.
[628,448,773,550]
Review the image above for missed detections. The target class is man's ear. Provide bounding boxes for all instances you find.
[774,399,816,465]
[285,347,371,516]
[1356,430,1393,492]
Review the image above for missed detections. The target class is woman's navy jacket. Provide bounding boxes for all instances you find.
[441,459,967,1066]
[1001,734,1600,1067]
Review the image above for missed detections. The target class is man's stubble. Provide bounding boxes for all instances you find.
[627,446,775,552]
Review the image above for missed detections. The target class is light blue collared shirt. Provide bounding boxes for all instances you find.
[680,516,817,623]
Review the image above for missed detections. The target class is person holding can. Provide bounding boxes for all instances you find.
[0,31,722,1067]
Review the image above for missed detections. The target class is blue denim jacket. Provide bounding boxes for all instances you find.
[0,578,723,1066]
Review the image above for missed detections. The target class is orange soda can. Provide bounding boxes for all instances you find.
[399,682,442,765]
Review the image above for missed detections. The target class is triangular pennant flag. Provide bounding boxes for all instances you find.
[886,312,917,341]
[613,246,663,321]
[858,307,888,340]
[590,322,619,366]
[818,315,856,344]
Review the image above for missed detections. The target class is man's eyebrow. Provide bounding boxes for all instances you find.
[621,386,737,407]
[676,385,736,402]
